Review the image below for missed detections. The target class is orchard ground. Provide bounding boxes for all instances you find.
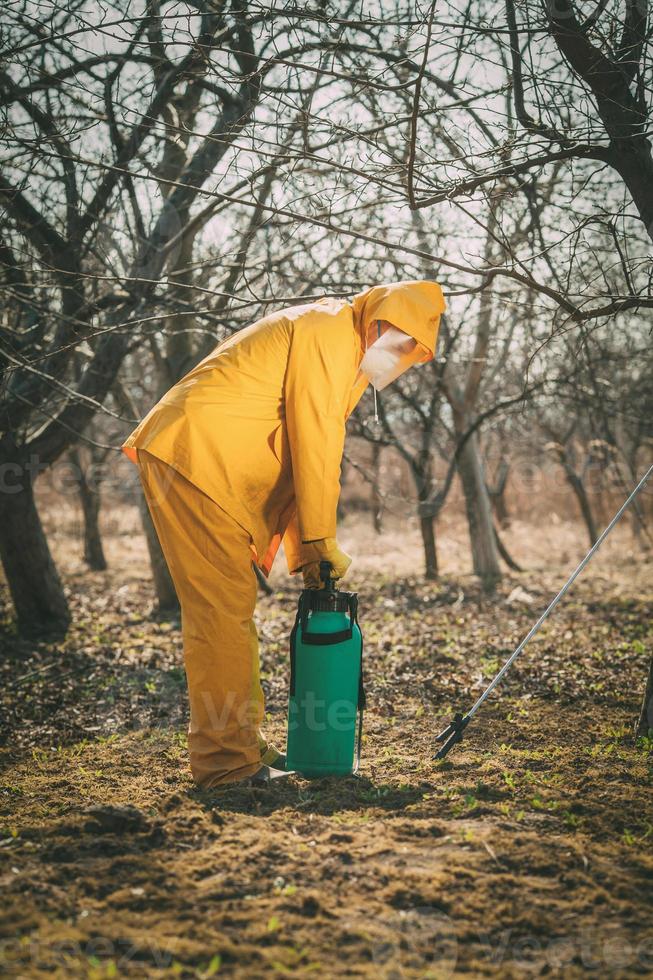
[1,493,652,978]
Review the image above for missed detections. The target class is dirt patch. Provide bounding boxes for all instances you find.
[1,533,652,977]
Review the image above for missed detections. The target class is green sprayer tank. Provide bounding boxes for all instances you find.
[286,561,365,777]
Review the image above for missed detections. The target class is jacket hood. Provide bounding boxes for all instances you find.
[350,279,446,363]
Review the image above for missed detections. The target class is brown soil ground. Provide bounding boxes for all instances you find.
[1,507,652,978]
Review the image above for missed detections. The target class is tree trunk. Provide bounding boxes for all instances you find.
[630,505,650,552]
[0,468,70,636]
[492,492,511,529]
[611,141,653,246]
[69,449,107,571]
[410,461,440,580]
[563,467,598,547]
[487,459,511,528]
[419,513,438,580]
[636,657,653,737]
[80,480,107,571]
[493,523,522,572]
[456,430,501,591]
[624,455,650,552]
[371,442,384,533]
[139,490,180,616]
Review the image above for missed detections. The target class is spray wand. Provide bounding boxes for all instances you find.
[435,462,653,760]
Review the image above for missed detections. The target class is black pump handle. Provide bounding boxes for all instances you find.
[319,559,336,591]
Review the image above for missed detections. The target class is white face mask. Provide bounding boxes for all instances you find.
[360,323,418,390]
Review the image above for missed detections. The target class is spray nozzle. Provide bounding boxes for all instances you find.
[434,712,469,759]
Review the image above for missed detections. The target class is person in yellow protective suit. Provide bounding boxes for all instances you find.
[121,279,446,787]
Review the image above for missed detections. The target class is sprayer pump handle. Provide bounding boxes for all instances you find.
[319,560,335,592]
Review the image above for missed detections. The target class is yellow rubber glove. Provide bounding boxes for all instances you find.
[300,538,352,589]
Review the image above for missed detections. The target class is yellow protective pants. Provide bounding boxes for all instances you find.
[137,450,278,787]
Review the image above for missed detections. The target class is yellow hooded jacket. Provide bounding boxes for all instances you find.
[122,279,445,576]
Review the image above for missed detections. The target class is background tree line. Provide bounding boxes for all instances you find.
[0,0,651,639]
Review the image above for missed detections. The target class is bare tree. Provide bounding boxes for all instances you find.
[67,445,107,572]
[0,2,299,632]
[1,0,651,636]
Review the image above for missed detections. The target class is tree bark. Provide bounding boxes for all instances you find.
[456,429,501,590]
[493,523,522,572]
[492,492,511,529]
[419,513,438,580]
[636,657,653,737]
[138,490,180,616]
[545,0,653,244]
[543,437,600,548]
[409,454,440,580]
[69,449,107,571]
[442,202,501,591]
[609,142,653,242]
[563,466,598,547]
[80,477,107,571]
[371,442,384,533]
[0,462,70,636]
[487,459,511,528]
